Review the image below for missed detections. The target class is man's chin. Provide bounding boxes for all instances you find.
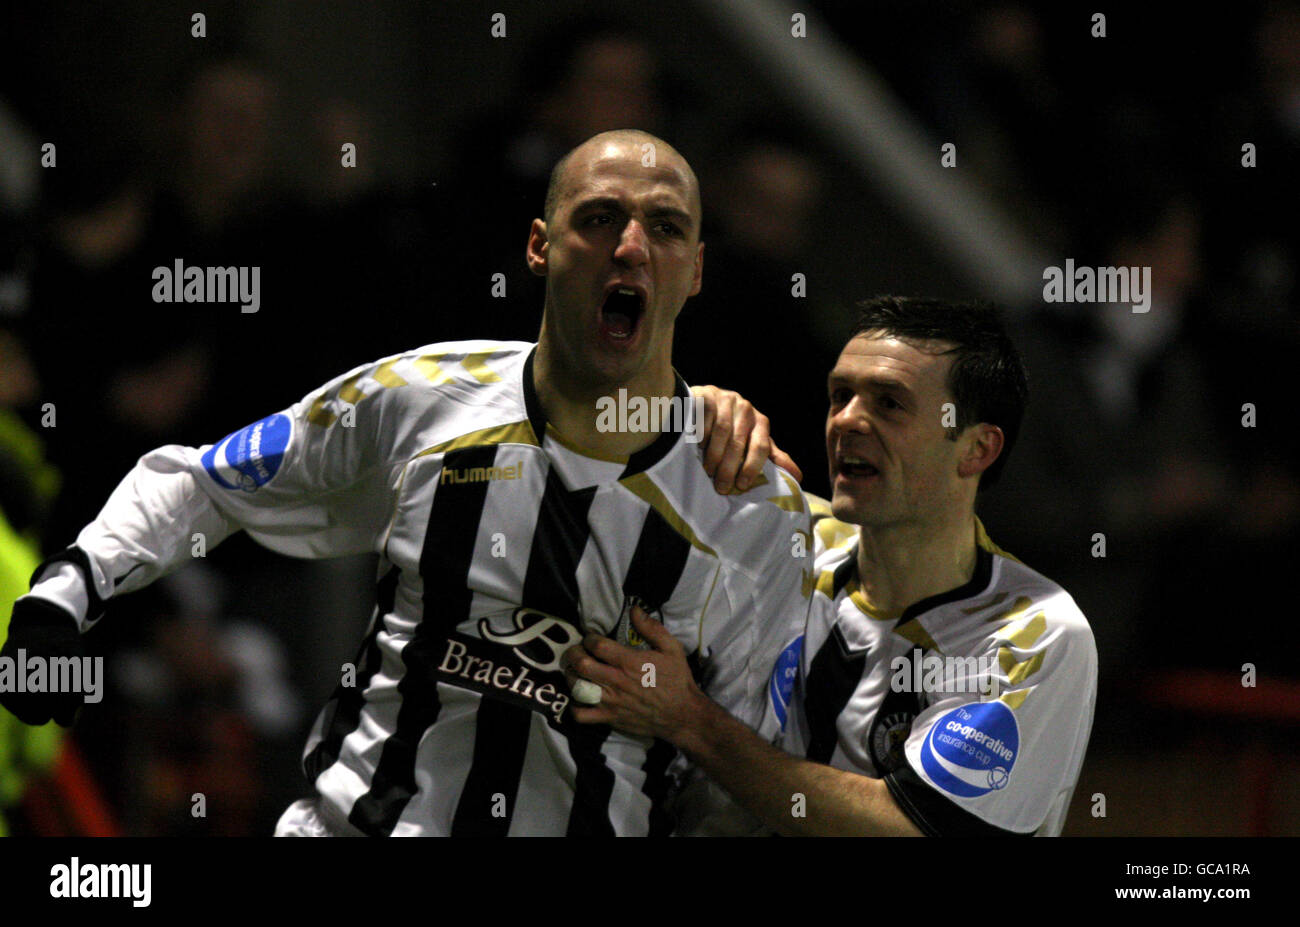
[829,493,865,526]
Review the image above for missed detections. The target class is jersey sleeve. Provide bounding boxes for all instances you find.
[28,353,419,629]
[668,466,813,836]
[699,467,814,738]
[887,595,1097,836]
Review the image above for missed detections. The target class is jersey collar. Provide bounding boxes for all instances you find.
[521,344,691,477]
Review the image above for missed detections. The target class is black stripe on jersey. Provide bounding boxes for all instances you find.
[641,738,679,837]
[803,624,868,765]
[884,764,1035,837]
[561,714,617,836]
[521,347,548,446]
[450,697,534,835]
[621,504,692,609]
[453,468,597,836]
[830,551,857,598]
[349,444,498,836]
[303,564,400,784]
[613,503,693,830]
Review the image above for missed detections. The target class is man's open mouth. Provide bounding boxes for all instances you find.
[837,456,879,478]
[599,287,645,341]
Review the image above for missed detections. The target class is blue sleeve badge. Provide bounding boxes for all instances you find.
[767,635,804,731]
[919,701,1020,798]
[201,413,292,492]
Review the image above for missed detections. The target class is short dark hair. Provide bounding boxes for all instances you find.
[850,296,1028,489]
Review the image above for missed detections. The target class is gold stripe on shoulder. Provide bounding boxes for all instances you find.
[807,492,833,519]
[999,687,1033,710]
[462,351,504,384]
[764,470,806,513]
[306,396,338,427]
[305,352,435,428]
[372,358,409,388]
[1000,648,1045,685]
[1003,612,1048,649]
[413,353,452,386]
[816,517,857,554]
[416,419,540,458]
[619,472,717,557]
[814,569,838,600]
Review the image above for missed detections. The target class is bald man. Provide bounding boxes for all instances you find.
[2,131,813,836]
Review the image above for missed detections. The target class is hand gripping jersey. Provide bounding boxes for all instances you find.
[26,341,812,835]
[776,499,1096,836]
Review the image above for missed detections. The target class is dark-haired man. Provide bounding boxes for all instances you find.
[566,297,1097,836]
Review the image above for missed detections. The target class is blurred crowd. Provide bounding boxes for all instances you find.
[0,2,1296,834]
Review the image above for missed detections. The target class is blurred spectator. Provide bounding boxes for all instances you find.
[442,17,675,344]
[77,561,304,835]
[675,124,839,496]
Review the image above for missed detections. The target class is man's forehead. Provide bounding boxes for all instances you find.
[561,140,697,210]
[833,334,955,386]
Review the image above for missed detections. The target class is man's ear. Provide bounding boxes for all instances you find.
[957,423,1004,480]
[526,219,549,277]
[688,240,704,297]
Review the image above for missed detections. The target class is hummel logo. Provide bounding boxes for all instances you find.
[441,462,524,485]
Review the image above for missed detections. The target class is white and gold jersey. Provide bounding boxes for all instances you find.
[26,341,812,836]
[779,500,1097,836]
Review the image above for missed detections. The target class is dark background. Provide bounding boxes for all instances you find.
[0,0,1296,835]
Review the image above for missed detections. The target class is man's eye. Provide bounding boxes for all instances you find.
[654,221,683,237]
[584,213,615,227]
[879,395,902,411]
[829,388,850,404]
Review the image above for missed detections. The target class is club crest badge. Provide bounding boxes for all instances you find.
[615,595,663,650]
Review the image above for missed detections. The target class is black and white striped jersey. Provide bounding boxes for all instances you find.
[29,341,812,835]
[775,499,1096,836]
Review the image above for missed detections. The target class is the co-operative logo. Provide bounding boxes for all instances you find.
[201,413,292,492]
[920,701,1020,798]
[768,635,804,730]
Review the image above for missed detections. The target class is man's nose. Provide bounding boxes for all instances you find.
[830,397,871,434]
[613,219,650,266]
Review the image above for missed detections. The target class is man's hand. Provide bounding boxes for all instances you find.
[0,598,86,727]
[564,609,923,836]
[563,605,708,747]
[690,385,801,493]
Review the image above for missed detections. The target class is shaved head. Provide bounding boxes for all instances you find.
[543,129,701,228]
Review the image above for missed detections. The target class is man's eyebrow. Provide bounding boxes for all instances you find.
[571,196,625,214]
[827,372,917,397]
[644,205,695,226]
[570,197,695,228]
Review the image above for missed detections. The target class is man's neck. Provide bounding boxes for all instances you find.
[532,346,677,458]
[854,514,981,618]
